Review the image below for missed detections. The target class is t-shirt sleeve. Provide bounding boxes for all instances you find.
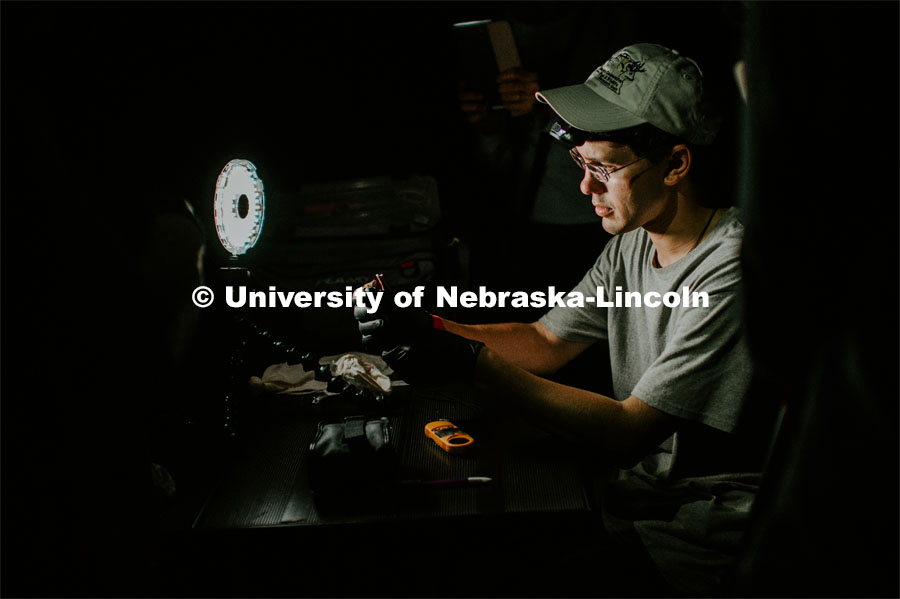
[630,254,752,433]
[538,238,617,344]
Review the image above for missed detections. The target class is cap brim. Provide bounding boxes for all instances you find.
[536,84,646,133]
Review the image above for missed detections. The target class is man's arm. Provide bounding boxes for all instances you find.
[439,319,589,377]
[474,346,676,466]
[355,302,673,463]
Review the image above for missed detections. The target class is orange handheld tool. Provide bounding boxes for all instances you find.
[424,420,474,454]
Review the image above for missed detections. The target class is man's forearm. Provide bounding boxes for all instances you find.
[437,319,574,376]
[473,347,675,465]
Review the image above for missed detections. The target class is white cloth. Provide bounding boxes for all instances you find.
[248,352,403,395]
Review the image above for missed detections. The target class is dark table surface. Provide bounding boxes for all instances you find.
[194,382,593,530]
[178,382,603,597]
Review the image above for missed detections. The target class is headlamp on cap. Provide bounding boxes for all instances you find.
[548,120,600,148]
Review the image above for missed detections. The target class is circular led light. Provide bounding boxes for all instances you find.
[213,159,265,256]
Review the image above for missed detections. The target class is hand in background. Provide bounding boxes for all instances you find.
[458,87,488,126]
[497,68,540,117]
[458,68,540,128]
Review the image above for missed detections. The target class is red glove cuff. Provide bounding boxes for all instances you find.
[431,314,446,331]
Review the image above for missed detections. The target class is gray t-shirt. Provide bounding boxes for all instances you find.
[539,207,764,594]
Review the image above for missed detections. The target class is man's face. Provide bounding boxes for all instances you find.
[575,140,666,236]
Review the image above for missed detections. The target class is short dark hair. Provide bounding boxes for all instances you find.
[593,123,728,207]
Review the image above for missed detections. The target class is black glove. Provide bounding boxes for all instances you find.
[381,329,484,385]
[353,287,483,384]
[353,288,435,353]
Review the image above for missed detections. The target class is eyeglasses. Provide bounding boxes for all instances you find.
[569,147,645,183]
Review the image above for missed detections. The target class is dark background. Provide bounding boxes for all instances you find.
[2,1,898,597]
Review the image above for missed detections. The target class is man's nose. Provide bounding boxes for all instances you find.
[579,169,603,196]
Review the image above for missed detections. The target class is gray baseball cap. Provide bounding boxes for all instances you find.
[536,43,720,145]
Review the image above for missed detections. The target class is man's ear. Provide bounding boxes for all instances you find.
[663,144,691,186]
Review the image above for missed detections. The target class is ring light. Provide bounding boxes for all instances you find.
[214,159,265,256]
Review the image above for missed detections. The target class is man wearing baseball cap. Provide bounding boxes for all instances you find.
[358,43,764,595]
